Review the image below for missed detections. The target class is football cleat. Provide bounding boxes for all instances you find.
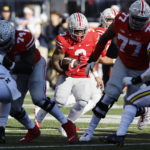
[19,125,40,142]
[0,127,5,144]
[137,107,150,130]
[99,134,125,147]
[79,129,93,142]
[62,120,78,144]
[58,125,80,137]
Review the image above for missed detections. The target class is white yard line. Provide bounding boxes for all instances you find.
[0,143,150,149]
[8,113,139,124]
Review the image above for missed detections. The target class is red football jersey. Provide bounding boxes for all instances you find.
[114,12,150,70]
[95,26,111,57]
[56,30,99,78]
[8,30,41,63]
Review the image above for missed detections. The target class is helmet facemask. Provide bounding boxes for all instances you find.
[129,14,149,30]
[99,8,116,28]
[69,28,88,42]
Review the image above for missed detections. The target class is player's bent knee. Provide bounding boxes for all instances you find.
[74,100,88,111]
[55,93,69,107]
[10,107,26,120]
[37,97,55,112]
[92,95,115,118]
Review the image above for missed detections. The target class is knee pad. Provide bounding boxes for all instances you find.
[10,107,25,120]
[38,97,55,112]
[135,107,145,117]
[55,92,69,107]
[92,94,116,118]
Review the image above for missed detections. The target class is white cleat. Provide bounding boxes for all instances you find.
[58,126,67,137]
[79,129,93,142]
[137,107,150,130]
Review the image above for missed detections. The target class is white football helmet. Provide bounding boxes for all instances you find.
[0,20,15,52]
[129,0,150,30]
[111,5,120,16]
[99,8,116,28]
[68,12,88,42]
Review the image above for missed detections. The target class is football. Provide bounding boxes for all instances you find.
[60,57,79,70]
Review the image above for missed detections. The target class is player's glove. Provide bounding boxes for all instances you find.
[85,62,95,77]
[85,55,96,77]
[65,63,86,76]
[123,76,142,86]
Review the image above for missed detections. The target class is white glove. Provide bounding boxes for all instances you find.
[140,83,147,89]
[85,62,95,77]
[123,77,133,86]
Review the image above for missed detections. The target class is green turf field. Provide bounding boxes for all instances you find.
[2,93,150,150]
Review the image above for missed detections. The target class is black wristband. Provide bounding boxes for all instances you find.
[88,55,95,63]
[12,62,33,74]
[3,56,13,70]
[131,76,142,84]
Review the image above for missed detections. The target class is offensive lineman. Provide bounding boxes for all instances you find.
[0,20,77,143]
[79,7,117,141]
[82,0,150,142]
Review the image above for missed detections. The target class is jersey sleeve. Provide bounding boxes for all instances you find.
[92,30,100,46]
[24,31,35,50]
[113,12,129,32]
[56,34,67,53]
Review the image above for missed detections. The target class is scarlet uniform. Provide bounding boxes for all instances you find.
[89,10,150,128]
[8,30,41,63]
[95,26,111,57]
[56,30,99,78]
[54,28,102,124]
[114,12,150,70]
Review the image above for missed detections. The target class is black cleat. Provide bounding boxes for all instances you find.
[0,126,5,144]
[100,134,125,147]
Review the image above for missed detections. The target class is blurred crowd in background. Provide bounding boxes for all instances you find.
[0,0,149,90]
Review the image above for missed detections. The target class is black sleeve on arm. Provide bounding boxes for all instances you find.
[106,38,118,58]
[12,62,33,74]
[13,45,36,74]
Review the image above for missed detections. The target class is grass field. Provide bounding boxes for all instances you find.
[2,93,150,150]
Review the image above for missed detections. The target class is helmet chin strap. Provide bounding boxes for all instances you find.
[76,36,83,42]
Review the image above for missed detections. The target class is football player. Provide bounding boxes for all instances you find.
[79,7,117,142]
[52,12,105,135]
[0,20,77,144]
[95,7,117,83]
[34,12,104,137]
[0,53,21,143]
[81,0,150,142]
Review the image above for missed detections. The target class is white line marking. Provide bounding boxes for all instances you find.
[8,114,140,124]
[6,126,149,133]
[0,143,150,149]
